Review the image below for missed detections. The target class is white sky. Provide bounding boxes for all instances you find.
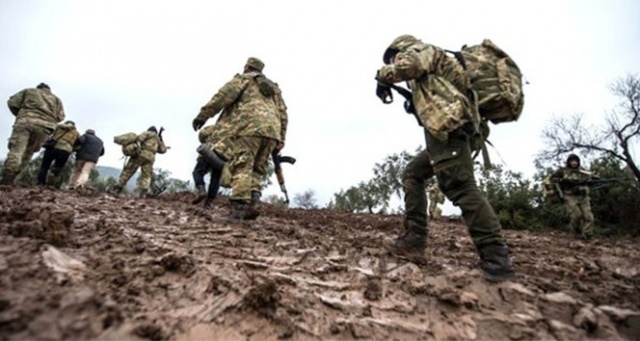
[1,0,639,209]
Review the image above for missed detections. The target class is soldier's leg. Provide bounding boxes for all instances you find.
[49,150,71,188]
[245,138,278,219]
[22,125,49,170]
[117,157,142,189]
[137,160,154,192]
[69,160,84,187]
[37,148,57,185]
[192,157,210,204]
[383,147,433,257]
[579,198,595,239]
[429,127,514,282]
[564,196,582,235]
[228,136,260,203]
[1,123,30,184]
[75,161,95,187]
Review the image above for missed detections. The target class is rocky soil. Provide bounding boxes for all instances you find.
[0,186,639,340]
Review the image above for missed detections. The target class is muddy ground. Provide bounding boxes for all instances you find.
[0,186,639,340]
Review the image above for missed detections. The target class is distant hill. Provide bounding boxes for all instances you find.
[96,165,138,190]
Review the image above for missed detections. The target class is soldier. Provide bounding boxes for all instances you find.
[111,126,167,197]
[192,57,286,220]
[37,120,79,188]
[550,154,598,240]
[427,181,445,220]
[192,122,233,208]
[69,129,105,189]
[376,35,515,282]
[1,83,65,185]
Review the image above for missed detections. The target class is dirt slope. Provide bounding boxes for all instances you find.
[1,186,639,340]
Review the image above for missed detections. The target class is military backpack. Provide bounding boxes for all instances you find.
[113,132,140,157]
[542,176,562,203]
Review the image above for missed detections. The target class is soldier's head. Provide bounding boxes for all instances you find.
[566,154,580,169]
[383,34,421,64]
[36,82,50,90]
[148,126,158,134]
[86,129,96,135]
[244,57,265,73]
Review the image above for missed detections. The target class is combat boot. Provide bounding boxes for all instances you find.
[203,196,214,208]
[108,185,123,196]
[138,188,150,198]
[192,185,207,205]
[383,221,427,259]
[477,243,516,283]
[244,191,261,220]
[220,200,249,221]
[0,172,17,186]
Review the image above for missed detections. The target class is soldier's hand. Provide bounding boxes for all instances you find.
[192,118,206,131]
[276,142,285,151]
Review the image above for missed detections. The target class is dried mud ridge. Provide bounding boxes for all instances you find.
[1,186,639,340]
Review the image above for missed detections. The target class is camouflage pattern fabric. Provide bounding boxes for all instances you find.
[1,122,51,179]
[551,167,596,238]
[564,195,594,238]
[50,122,79,153]
[402,127,507,248]
[427,183,444,219]
[377,37,478,142]
[8,87,65,130]
[228,136,278,202]
[136,131,166,162]
[117,156,154,190]
[195,72,282,141]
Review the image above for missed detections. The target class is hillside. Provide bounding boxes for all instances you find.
[0,186,639,340]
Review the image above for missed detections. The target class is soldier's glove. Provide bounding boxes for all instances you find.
[192,118,206,131]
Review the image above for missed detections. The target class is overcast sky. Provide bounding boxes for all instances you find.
[1,0,639,210]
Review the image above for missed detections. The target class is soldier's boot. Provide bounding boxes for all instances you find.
[138,188,150,198]
[203,196,214,209]
[46,173,57,187]
[0,171,17,186]
[220,200,249,221]
[244,191,261,221]
[383,221,427,259]
[477,243,516,283]
[108,185,123,196]
[192,185,207,205]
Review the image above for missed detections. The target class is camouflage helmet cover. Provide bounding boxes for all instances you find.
[245,57,265,72]
[383,34,420,64]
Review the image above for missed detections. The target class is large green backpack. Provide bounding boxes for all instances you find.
[458,39,525,124]
[113,132,140,157]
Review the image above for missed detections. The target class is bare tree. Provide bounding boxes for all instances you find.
[293,189,319,209]
[538,74,640,183]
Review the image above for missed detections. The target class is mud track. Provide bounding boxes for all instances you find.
[0,186,639,340]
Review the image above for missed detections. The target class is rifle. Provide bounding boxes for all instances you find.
[158,127,165,142]
[375,80,420,126]
[561,178,620,189]
[272,149,296,204]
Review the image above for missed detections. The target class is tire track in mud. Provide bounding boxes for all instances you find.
[0,187,639,340]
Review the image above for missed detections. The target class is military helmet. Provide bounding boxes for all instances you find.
[245,57,265,72]
[383,34,420,64]
[566,154,580,168]
[148,126,158,133]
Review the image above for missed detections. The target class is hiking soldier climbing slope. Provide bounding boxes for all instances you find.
[192,57,287,220]
[37,120,79,188]
[375,34,516,282]
[111,126,167,197]
[550,154,599,240]
[1,83,66,185]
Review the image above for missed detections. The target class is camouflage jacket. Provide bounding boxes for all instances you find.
[8,88,65,130]
[377,43,478,141]
[196,72,283,141]
[137,131,167,162]
[427,184,445,203]
[50,122,79,153]
[550,167,596,197]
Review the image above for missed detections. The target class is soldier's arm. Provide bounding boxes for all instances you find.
[376,47,433,84]
[196,75,248,121]
[55,99,66,122]
[7,90,26,116]
[550,168,564,182]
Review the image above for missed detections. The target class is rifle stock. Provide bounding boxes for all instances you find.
[272,150,296,204]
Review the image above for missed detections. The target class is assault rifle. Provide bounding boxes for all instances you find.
[158,126,171,150]
[560,178,620,189]
[375,80,420,126]
[272,150,296,204]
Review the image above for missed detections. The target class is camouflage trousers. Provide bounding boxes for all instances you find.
[70,160,96,188]
[228,136,278,203]
[428,199,442,220]
[402,126,506,248]
[563,195,594,238]
[1,122,51,181]
[118,156,154,191]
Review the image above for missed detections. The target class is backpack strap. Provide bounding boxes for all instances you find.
[445,49,467,70]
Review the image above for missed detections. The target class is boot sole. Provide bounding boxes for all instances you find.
[382,242,426,263]
[482,271,516,283]
[192,195,206,205]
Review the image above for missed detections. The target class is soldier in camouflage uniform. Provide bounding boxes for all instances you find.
[550,154,598,240]
[376,35,515,282]
[1,83,65,185]
[427,181,445,220]
[111,126,167,197]
[192,57,286,220]
[37,120,79,188]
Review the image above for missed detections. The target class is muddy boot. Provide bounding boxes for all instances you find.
[46,173,57,187]
[244,191,261,220]
[108,185,123,196]
[203,196,214,208]
[383,221,427,259]
[0,171,16,186]
[219,200,249,222]
[138,188,150,198]
[477,243,516,283]
[192,185,207,205]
